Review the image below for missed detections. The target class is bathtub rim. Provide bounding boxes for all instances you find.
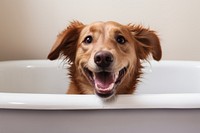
[1,60,200,110]
[0,59,67,68]
[1,93,200,110]
[0,59,200,69]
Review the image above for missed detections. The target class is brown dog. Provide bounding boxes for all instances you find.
[48,21,162,99]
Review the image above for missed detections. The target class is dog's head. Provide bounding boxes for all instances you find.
[48,21,162,98]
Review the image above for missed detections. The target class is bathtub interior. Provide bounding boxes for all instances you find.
[137,61,200,94]
[0,60,68,94]
[0,60,200,94]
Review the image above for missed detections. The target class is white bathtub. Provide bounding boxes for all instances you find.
[0,60,200,133]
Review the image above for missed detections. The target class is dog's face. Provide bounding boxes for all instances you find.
[48,21,161,99]
[76,21,138,98]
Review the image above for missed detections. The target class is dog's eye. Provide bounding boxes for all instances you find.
[83,35,93,44]
[116,35,126,44]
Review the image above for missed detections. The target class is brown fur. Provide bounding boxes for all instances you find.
[48,21,162,98]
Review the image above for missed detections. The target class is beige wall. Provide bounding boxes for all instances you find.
[0,0,200,61]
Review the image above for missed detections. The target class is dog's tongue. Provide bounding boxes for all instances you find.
[94,72,114,89]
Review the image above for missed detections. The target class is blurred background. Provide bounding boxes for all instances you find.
[0,0,200,61]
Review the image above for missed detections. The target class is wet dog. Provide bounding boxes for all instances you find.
[48,21,162,99]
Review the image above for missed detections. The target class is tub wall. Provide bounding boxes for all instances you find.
[0,0,200,61]
[1,109,200,133]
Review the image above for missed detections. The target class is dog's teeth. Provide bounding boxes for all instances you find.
[114,72,119,81]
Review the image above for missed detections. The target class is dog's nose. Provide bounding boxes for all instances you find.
[94,51,114,68]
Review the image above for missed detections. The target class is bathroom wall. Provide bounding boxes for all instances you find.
[0,0,200,61]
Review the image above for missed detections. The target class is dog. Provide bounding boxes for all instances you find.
[47,21,162,99]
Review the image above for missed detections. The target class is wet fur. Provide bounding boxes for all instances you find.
[48,21,162,96]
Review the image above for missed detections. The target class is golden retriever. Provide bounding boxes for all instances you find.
[48,21,162,99]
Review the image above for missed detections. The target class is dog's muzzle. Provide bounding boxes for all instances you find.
[83,51,128,99]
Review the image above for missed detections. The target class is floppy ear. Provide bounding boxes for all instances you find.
[47,21,85,62]
[128,25,162,61]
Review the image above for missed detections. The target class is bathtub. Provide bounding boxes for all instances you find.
[0,60,200,133]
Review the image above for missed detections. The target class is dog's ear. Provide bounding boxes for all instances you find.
[128,25,162,61]
[47,21,85,62]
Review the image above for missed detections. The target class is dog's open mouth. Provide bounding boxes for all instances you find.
[84,67,128,98]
